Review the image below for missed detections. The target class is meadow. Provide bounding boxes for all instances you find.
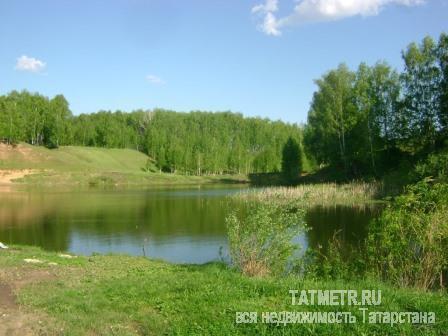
[0,143,247,186]
[0,246,446,336]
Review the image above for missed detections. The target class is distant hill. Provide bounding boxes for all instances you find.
[0,143,152,172]
[0,143,246,186]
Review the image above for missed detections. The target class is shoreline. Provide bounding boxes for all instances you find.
[0,245,446,335]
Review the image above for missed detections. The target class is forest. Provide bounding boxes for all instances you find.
[1,33,447,179]
[0,94,302,175]
[305,33,448,177]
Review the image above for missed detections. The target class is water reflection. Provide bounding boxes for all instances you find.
[0,187,382,263]
[305,204,383,256]
[0,187,239,263]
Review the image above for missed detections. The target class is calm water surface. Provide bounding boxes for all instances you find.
[0,185,381,263]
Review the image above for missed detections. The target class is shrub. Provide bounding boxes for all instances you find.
[225,201,306,277]
[142,158,157,172]
[367,181,448,290]
[414,151,448,183]
[88,174,117,186]
[296,229,369,282]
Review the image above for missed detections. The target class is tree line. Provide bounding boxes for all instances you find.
[2,33,446,179]
[0,93,302,175]
[304,33,448,177]
[0,91,71,148]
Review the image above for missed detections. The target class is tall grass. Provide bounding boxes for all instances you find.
[226,201,306,277]
[236,182,381,206]
[367,181,448,290]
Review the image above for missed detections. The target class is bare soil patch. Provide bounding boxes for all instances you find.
[0,282,17,309]
[0,169,39,185]
[0,267,58,336]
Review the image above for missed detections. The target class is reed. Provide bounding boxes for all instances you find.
[236,181,382,206]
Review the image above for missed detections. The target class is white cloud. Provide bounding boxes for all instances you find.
[251,0,281,36]
[252,0,279,13]
[146,74,165,85]
[15,55,46,73]
[252,0,425,36]
[262,12,282,36]
[280,0,424,25]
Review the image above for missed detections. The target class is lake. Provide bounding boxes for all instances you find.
[0,185,381,263]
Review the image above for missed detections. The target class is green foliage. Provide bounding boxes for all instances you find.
[87,174,117,186]
[402,36,441,150]
[367,181,448,290]
[414,151,448,183]
[226,201,306,276]
[143,110,302,175]
[305,64,356,175]
[304,33,448,177]
[142,157,157,173]
[72,109,302,176]
[292,153,448,288]
[439,33,448,138]
[0,92,303,176]
[0,144,247,186]
[44,95,71,148]
[298,231,368,282]
[0,91,72,148]
[281,136,302,183]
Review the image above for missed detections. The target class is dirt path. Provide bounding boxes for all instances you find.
[0,268,57,336]
[0,282,16,309]
[0,280,36,335]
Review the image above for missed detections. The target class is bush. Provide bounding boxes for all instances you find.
[414,151,448,183]
[225,201,306,277]
[88,174,117,186]
[367,181,448,290]
[142,158,158,172]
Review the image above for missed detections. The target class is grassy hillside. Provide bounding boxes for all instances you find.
[0,143,152,171]
[0,144,247,186]
[0,246,446,336]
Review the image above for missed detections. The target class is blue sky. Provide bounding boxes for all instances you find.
[0,0,447,123]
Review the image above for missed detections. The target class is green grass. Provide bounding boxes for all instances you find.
[1,246,446,335]
[0,143,151,172]
[0,143,247,186]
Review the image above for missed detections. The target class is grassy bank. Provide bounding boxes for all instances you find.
[236,182,382,206]
[0,246,446,335]
[0,144,247,186]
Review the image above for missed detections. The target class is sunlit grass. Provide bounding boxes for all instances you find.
[1,246,447,335]
[0,143,248,186]
[237,182,382,206]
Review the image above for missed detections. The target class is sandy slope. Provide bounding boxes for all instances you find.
[0,169,38,185]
